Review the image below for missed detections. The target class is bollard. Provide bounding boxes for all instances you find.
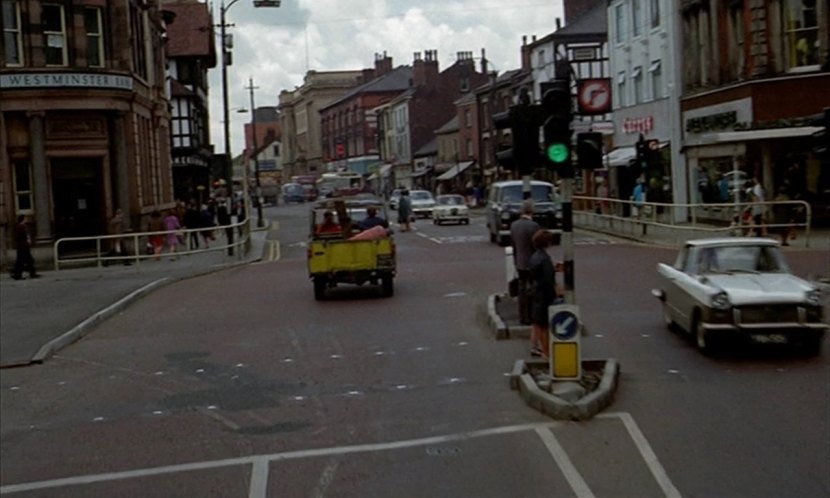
[505,246,516,295]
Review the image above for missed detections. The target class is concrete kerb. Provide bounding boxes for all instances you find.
[487,293,531,340]
[31,246,265,364]
[510,358,620,421]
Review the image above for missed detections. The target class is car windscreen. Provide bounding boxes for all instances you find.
[694,245,790,274]
[437,196,464,205]
[411,191,433,200]
[501,185,553,203]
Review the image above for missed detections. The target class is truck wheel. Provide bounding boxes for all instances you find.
[381,276,394,297]
[313,278,327,301]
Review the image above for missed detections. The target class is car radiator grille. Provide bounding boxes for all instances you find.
[737,305,799,324]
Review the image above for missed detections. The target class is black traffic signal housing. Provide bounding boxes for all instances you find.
[811,107,830,159]
[492,105,541,175]
[635,135,648,170]
[492,109,516,170]
[541,79,573,176]
[576,132,603,170]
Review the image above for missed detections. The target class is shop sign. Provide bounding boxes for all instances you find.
[0,72,134,91]
[622,116,654,134]
[685,110,739,134]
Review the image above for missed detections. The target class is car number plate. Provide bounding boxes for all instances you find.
[750,334,788,344]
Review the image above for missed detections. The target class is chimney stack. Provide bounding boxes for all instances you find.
[413,49,439,87]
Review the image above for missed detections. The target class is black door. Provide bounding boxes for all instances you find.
[51,158,103,242]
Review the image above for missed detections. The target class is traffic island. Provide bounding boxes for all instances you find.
[487,293,530,340]
[509,358,620,421]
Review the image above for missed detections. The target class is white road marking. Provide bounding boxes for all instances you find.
[535,427,595,498]
[598,412,682,498]
[0,421,561,494]
[248,458,269,498]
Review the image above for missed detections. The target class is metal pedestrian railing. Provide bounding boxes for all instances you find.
[53,218,252,270]
[571,196,812,247]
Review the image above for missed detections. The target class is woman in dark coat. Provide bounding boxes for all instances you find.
[397,189,412,232]
[528,229,558,358]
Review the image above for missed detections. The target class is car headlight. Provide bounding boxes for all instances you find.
[500,211,512,220]
[711,291,731,310]
[806,289,822,306]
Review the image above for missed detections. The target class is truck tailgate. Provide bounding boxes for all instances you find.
[308,239,393,274]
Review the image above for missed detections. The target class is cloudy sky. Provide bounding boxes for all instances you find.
[207,0,565,156]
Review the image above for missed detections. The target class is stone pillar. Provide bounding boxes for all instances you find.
[28,112,51,243]
[111,112,130,227]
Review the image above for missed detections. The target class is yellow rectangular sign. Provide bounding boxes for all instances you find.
[552,342,579,378]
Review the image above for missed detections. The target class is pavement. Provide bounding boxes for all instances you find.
[1,217,828,369]
[0,228,271,368]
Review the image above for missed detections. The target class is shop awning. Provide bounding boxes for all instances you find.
[367,164,393,180]
[436,161,474,181]
[688,126,823,147]
[603,146,636,167]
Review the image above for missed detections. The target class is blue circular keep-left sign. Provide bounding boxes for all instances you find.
[550,310,579,340]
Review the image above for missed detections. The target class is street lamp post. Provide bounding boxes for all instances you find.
[218,0,280,250]
[246,77,264,227]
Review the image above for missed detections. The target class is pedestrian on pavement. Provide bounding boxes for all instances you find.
[11,215,39,280]
[235,200,247,237]
[632,175,646,217]
[146,209,165,260]
[510,200,540,326]
[528,229,559,358]
[216,200,232,242]
[199,204,216,248]
[183,201,201,249]
[163,209,182,259]
[747,177,767,236]
[107,208,130,265]
[397,190,412,232]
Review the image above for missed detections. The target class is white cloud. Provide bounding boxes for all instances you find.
[208,0,564,157]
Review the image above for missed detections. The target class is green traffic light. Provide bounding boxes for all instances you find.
[546,143,569,163]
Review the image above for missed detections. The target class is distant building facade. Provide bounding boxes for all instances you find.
[164,0,216,203]
[279,68,366,179]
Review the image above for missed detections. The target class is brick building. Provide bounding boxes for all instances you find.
[0,0,173,264]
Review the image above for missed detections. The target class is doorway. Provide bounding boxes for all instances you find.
[51,158,104,241]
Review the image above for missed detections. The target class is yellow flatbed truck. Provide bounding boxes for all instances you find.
[307,197,396,300]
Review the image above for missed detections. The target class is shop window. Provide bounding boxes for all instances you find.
[614,3,626,44]
[85,7,104,68]
[649,60,662,99]
[783,0,819,69]
[2,0,23,66]
[650,0,660,29]
[43,4,67,66]
[616,72,627,107]
[632,67,643,104]
[632,0,643,37]
[14,160,33,213]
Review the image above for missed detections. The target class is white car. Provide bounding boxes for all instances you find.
[652,238,827,355]
[432,194,469,225]
[409,190,436,218]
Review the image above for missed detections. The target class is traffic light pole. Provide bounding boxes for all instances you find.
[559,176,574,304]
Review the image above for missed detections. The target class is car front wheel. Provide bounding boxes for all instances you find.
[695,317,717,355]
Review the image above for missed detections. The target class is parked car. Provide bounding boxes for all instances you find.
[485,180,561,246]
[652,238,827,355]
[409,190,436,218]
[432,194,469,225]
[389,189,402,210]
[282,183,306,203]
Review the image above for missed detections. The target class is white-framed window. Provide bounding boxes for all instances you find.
[632,0,643,37]
[649,60,662,99]
[466,139,473,157]
[616,72,627,107]
[632,66,643,104]
[13,160,33,214]
[783,0,819,69]
[614,3,626,44]
[2,0,23,66]
[650,0,660,29]
[43,3,67,66]
[465,109,472,128]
[85,7,104,67]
